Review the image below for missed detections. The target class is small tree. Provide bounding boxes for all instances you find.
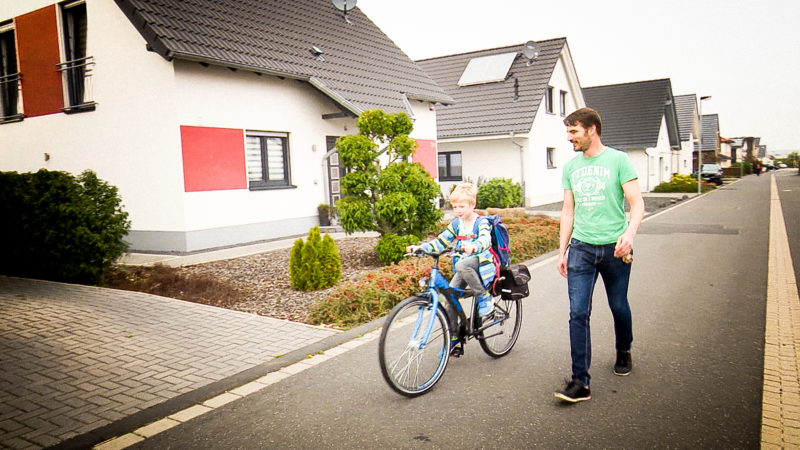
[288,226,341,291]
[335,110,442,262]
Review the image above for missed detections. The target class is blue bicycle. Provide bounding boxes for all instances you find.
[378,248,523,397]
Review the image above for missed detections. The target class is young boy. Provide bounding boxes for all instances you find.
[406,182,496,318]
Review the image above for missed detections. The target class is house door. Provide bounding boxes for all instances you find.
[326,136,343,207]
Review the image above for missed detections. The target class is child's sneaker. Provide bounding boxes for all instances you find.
[477,293,494,318]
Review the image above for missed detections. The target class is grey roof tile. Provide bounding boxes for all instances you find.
[700,114,720,152]
[583,79,680,150]
[674,94,697,141]
[114,0,452,115]
[417,38,568,140]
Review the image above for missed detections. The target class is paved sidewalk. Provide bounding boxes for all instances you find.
[0,277,340,449]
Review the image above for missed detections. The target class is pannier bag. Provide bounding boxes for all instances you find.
[491,264,531,300]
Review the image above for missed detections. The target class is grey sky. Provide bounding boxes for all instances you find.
[358,0,799,155]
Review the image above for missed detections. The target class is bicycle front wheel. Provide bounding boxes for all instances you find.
[479,295,522,357]
[378,296,451,397]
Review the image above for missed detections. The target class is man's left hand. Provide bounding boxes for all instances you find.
[614,233,634,258]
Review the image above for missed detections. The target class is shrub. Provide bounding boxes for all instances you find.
[319,234,342,288]
[375,234,419,264]
[653,174,715,193]
[309,213,559,329]
[289,238,305,289]
[0,169,130,284]
[476,178,522,209]
[288,226,341,291]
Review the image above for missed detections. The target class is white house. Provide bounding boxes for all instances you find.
[583,79,682,192]
[0,0,452,253]
[673,94,701,175]
[416,38,585,207]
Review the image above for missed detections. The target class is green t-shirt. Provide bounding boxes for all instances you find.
[561,147,638,245]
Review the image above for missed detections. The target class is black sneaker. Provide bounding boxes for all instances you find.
[614,350,632,376]
[555,379,591,403]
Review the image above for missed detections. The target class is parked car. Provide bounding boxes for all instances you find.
[695,164,723,186]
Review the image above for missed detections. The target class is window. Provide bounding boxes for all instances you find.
[559,90,567,116]
[245,132,291,189]
[0,23,21,122]
[59,1,95,112]
[546,147,556,169]
[438,152,462,181]
[545,86,554,114]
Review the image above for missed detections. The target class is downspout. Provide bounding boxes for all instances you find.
[509,132,526,207]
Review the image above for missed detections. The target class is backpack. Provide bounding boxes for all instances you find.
[455,214,511,279]
[483,214,511,269]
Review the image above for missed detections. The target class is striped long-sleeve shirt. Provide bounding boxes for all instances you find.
[421,216,496,287]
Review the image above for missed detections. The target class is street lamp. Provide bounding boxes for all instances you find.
[697,95,711,195]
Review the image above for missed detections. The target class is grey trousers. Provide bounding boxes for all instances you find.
[450,255,487,296]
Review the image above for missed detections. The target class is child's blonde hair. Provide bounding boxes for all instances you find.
[449,182,477,205]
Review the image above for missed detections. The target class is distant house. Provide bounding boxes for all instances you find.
[673,94,701,175]
[416,38,585,207]
[719,137,734,168]
[699,114,721,166]
[582,79,681,191]
[0,0,452,253]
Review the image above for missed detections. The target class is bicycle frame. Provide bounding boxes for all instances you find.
[414,253,471,350]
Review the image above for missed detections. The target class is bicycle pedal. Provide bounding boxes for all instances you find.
[449,346,463,358]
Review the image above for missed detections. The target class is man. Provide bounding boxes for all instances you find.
[555,107,644,403]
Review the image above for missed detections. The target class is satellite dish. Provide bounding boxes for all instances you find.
[522,40,540,65]
[331,0,357,11]
[331,0,357,23]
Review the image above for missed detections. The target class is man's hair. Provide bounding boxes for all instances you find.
[564,107,602,136]
[449,182,477,204]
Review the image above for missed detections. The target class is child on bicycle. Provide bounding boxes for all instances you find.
[406,182,496,319]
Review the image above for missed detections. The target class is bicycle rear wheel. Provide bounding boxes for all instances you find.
[479,295,522,357]
[378,296,451,397]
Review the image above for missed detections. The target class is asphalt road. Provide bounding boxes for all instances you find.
[131,171,797,449]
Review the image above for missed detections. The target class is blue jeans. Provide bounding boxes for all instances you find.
[567,238,633,387]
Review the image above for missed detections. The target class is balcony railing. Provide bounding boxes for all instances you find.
[0,71,23,123]
[56,55,96,113]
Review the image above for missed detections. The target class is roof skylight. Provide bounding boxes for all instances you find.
[457,52,517,87]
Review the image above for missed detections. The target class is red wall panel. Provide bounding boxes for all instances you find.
[414,139,438,180]
[16,6,64,117]
[181,126,247,192]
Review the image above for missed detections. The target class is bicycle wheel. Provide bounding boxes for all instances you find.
[378,295,451,397]
[479,295,522,357]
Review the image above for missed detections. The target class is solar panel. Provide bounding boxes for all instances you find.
[457,52,517,87]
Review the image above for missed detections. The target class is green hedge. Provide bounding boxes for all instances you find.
[0,169,130,284]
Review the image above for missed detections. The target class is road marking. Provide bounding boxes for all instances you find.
[761,174,800,448]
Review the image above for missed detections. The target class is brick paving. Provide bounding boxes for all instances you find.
[0,277,337,449]
[761,176,800,448]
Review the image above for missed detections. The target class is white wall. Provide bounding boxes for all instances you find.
[174,61,357,232]
[0,0,187,234]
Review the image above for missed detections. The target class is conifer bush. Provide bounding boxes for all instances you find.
[0,169,130,284]
[288,226,341,291]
